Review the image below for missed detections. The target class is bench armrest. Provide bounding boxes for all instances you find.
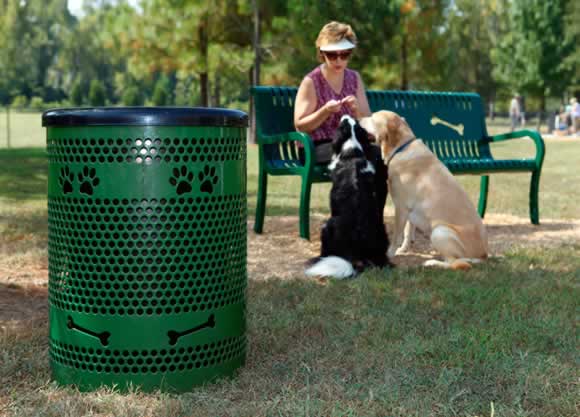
[486,129,545,169]
[260,131,316,168]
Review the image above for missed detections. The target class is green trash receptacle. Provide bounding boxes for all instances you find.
[42,107,248,392]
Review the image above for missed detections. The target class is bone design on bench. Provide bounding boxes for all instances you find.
[167,314,216,346]
[67,316,111,346]
[430,115,464,136]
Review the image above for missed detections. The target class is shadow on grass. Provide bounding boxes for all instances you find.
[0,282,48,323]
[0,203,48,237]
[0,148,47,201]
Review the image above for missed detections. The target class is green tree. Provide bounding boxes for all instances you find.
[257,1,400,87]
[492,0,575,112]
[442,0,504,105]
[121,86,144,106]
[0,0,74,103]
[385,0,450,90]
[89,80,106,106]
[120,0,274,106]
[70,80,84,106]
[563,0,580,92]
[151,75,172,106]
[53,1,134,105]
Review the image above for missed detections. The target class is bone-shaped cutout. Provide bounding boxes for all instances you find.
[67,316,111,346]
[167,314,216,346]
[430,116,464,136]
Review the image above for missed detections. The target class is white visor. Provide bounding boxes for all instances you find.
[319,38,356,51]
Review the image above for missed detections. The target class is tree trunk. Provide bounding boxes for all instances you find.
[198,16,209,107]
[212,73,221,107]
[400,31,409,90]
[252,1,261,87]
[249,0,261,144]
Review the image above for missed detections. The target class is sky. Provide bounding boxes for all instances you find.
[67,0,140,17]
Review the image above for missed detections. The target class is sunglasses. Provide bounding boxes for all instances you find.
[323,50,352,61]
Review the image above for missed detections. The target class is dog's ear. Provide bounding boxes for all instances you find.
[354,123,371,150]
[387,114,401,133]
[359,117,377,138]
[332,118,350,155]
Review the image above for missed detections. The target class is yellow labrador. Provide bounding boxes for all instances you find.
[360,111,488,270]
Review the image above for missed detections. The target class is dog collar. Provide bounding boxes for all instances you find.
[385,137,416,167]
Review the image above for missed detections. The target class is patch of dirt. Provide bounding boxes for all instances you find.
[248,214,580,278]
[1,213,579,324]
[0,284,48,333]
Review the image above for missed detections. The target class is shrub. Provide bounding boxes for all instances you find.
[151,82,169,106]
[11,95,28,109]
[121,86,143,106]
[29,97,45,111]
[70,81,84,106]
[89,80,106,106]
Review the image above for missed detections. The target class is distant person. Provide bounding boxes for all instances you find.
[554,105,570,135]
[509,94,521,132]
[571,98,580,135]
[565,98,574,128]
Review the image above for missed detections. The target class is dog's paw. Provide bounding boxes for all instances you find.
[423,259,448,268]
[387,247,398,258]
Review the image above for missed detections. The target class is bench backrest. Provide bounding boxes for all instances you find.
[252,86,297,137]
[251,86,492,161]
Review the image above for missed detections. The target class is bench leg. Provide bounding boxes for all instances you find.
[299,175,312,240]
[254,168,268,234]
[530,170,541,225]
[478,175,489,219]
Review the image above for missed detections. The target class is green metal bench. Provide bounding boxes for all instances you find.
[251,86,545,240]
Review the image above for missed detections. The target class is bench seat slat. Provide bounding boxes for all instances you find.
[444,158,536,174]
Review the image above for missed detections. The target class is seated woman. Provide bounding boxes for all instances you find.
[293,21,386,213]
[294,21,372,164]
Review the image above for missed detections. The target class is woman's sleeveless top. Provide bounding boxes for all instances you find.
[305,65,359,142]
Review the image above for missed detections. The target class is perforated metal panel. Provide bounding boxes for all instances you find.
[44,109,247,393]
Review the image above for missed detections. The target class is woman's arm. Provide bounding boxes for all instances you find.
[355,72,371,119]
[342,72,371,119]
[294,77,340,133]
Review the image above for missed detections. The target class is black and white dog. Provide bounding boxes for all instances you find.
[305,115,391,278]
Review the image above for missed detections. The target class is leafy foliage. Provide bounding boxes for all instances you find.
[70,81,84,106]
[88,80,106,106]
[492,0,575,108]
[0,0,578,110]
[121,86,144,106]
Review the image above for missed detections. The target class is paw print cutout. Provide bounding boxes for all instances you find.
[169,166,194,195]
[59,166,74,194]
[78,166,100,196]
[199,165,219,194]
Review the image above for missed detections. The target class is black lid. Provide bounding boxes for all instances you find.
[42,107,248,127]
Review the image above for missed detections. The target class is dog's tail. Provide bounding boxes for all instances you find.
[305,256,355,279]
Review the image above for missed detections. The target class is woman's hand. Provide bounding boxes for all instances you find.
[341,95,358,114]
[323,99,343,115]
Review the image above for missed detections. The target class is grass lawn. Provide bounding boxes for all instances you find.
[0,110,45,148]
[0,122,579,415]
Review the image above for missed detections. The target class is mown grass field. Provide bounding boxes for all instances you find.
[0,112,578,416]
